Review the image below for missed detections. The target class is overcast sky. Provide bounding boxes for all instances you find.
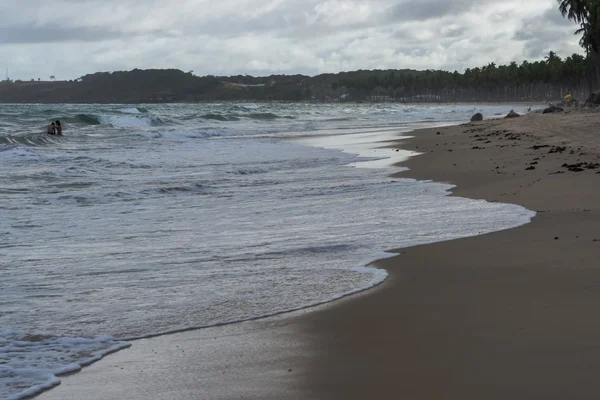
[0,0,584,80]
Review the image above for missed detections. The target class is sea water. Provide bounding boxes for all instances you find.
[0,103,535,399]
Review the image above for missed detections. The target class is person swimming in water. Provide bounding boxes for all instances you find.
[47,122,56,135]
[55,120,63,136]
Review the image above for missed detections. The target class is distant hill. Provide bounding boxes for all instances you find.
[0,53,594,103]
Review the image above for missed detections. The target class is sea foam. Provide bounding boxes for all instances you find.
[0,102,536,399]
[0,330,130,400]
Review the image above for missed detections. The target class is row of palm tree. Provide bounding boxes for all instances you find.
[330,52,590,102]
[327,2,600,102]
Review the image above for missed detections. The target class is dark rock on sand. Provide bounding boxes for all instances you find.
[543,105,564,114]
[470,113,483,122]
[505,110,520,118]
[530,145,550,150]
[525,166,536,170]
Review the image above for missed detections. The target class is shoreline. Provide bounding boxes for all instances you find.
[295,109,600,399]
[38,109,600,399]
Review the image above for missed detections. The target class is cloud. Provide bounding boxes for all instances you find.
[0,25,165,44]
[514,4,581,59]
[0,0,586,81]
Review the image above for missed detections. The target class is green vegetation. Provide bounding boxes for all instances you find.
[558,0,600,92]
[0,53,591,104]
[329,52,590,102]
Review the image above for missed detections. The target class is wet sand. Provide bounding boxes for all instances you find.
[298,109,600,399]
[39,109,600,399]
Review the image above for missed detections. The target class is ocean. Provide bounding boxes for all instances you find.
[0,103,535,399]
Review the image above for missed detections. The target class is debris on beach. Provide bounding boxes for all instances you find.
[561,162,600,172]
[543,105,564,114]
[549,146,567,153]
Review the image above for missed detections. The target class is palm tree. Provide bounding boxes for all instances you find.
[558,0,587,23]
[557,0,600,92]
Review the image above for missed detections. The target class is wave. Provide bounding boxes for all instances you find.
[200,112,293,121]
[40,109,63,116]
[0,256,388,400]
[34,110,294,130]
[0,133,61,147]
[224,105,254,113]
[227,167,271,175]
[73,114,102,125]
[135,128,232,140]
[117,107,149,114]
[200,113,240,122]
[141,184,211,195]
[99,115,170,128]
[60,112,169,128]
[0,330,131,400]
[248,112,282,120]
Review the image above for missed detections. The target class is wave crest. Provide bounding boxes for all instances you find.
[74,114,102,125]
[200,113,240,122]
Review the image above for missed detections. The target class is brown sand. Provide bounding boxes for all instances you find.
[298,109,600,399]
[38,314,311,400]
[39,110,600,400]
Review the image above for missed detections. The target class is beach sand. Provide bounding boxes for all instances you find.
[39,109,600,399]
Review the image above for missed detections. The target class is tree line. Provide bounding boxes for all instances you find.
[558,0,600,92]
[0,54,592,103]
[327,0,600,103]
[330,52,591,102]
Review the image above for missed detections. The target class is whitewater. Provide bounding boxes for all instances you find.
[0,103,535,399]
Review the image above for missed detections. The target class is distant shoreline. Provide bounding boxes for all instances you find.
[0,100,548,105]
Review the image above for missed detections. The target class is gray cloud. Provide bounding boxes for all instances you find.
[385,0,486,22]
[0,24,171,44]
[440,25,467,38]
[514,4,581,59]
[0,0,586,80]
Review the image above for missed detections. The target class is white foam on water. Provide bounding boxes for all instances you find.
[5,372,59,400]
[120,254,393,342]
[1,103,539,399]
[117,107,142,114]
[0,330,131,400]
[99,115,153,127]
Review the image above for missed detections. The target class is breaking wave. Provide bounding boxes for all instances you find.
[73,114,102,125]
[200,113,240,121]
[0,329,130,400]
[117,107,149,114]
[62,113,170,127]
[200,112,295,121]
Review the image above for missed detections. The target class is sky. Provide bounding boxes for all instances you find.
[0,0,585,81]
